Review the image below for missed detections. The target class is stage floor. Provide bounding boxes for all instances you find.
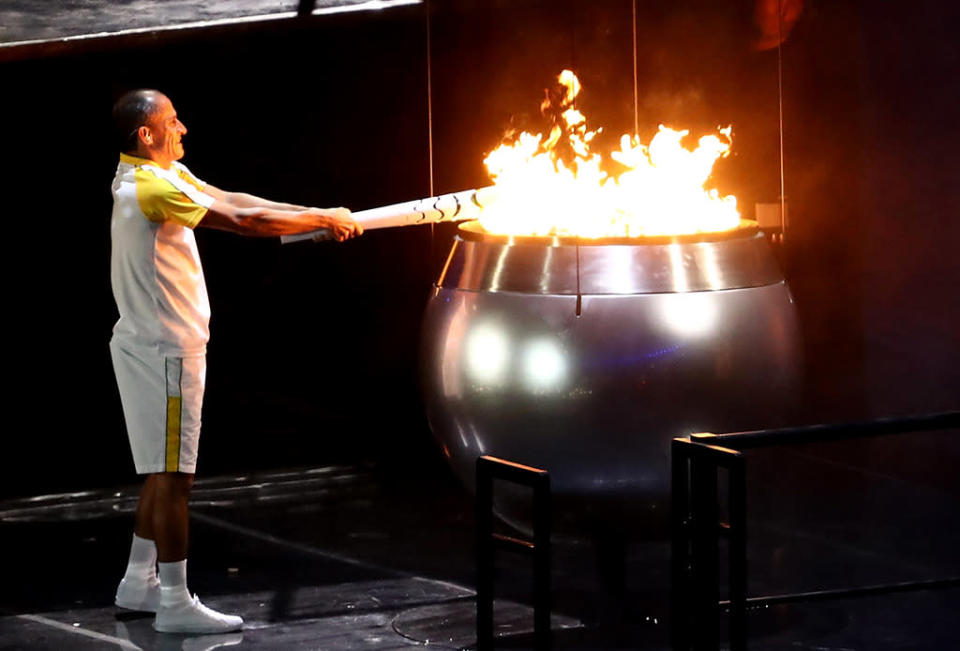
[2,449,960,650]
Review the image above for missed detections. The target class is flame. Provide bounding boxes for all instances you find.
[479,71,741,238]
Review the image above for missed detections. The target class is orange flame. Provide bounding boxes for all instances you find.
[479,71,740,238]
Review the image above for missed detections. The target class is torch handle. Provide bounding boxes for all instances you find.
[280,186,496,244]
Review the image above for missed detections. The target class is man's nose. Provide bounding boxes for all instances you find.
[178,120,187,134]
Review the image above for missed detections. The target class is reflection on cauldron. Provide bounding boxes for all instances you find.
[464,321,569,394]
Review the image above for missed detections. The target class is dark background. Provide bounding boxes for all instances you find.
[1,0,957,499]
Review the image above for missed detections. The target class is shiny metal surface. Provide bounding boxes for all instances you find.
[421,223,802,505]
[440,220,782,294]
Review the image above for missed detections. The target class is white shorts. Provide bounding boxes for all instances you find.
[110,340,206,474]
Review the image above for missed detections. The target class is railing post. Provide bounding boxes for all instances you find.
[728,453,748,651]
[297,0,316,17]
[672,439,693,651]
[690,453,720,650]
[673,436,745,651]
[532,470,552,651]
[475,455,551,650]
[476,458,495,651]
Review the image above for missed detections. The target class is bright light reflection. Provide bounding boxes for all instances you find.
[668,244,689,292]
[523,338,567,391]
[700,244,723,290]
[660,292,718,337]
[469,423,487,454]
[466,323,509,384]
[595,245,638,292]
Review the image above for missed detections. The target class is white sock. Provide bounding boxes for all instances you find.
[158,560,192,606]
[122,534,157,582]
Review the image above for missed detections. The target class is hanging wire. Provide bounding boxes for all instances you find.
[575,237,583,317]
[570,0,582,317]
[776,0,787,243]
[568,0,577,68]
[426,0,435,199]
[425,0,437,279]
[632,0,639,136]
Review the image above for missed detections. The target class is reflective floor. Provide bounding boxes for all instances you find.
[2,439,960,650]
[0,0,414,46]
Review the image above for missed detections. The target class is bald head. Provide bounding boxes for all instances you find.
[113,89,165,154]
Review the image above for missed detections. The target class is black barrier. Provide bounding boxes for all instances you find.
[672,410,960,651]
[476,455,552,651]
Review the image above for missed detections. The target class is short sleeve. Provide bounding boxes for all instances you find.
[172,161,206,190]
[136,164,215,228]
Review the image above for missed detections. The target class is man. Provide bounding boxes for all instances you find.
[109,89,361,634]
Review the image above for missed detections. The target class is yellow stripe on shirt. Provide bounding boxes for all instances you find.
[134,167,209,228]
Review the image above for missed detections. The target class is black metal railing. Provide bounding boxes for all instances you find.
[672,436,747,650]
[476,455,552,650]
[672,410,960,651]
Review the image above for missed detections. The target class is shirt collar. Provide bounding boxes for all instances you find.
[120,152,170,169]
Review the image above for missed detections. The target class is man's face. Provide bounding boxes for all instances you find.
[142,94,187,166]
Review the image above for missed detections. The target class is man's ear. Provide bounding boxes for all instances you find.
[138,125,153,145]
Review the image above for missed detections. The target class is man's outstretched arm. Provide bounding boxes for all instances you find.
[197,184,361,241]
[203,184,309,213]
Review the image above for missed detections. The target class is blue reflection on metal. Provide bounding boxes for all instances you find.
[581,343,685,371]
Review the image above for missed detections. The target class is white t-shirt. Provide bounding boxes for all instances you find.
[110,153,215,356]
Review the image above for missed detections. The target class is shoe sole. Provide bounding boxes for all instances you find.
[152,621,243,634]
[115,598,159,613]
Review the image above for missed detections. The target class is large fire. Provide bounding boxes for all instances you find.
[478,70,741,238]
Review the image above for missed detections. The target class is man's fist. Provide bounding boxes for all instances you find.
[309,207,363,242]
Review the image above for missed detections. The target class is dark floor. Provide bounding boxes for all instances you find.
[3,435,960,650]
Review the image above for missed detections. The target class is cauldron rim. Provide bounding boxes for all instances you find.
[440,219,781,294]
[457,218,760,247]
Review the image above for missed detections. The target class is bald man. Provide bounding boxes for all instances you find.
[109,89,361,634]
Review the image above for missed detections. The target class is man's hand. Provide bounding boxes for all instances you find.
[308,207,363,242]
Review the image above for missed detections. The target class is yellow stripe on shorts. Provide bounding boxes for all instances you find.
[165,396,182,472]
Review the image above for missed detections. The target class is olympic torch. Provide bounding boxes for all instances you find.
[280,186,497,244]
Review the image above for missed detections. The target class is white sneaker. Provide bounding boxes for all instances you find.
[115,575,161,613]
[153,594,244,634]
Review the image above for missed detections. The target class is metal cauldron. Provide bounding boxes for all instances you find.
[420,220,800,517]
